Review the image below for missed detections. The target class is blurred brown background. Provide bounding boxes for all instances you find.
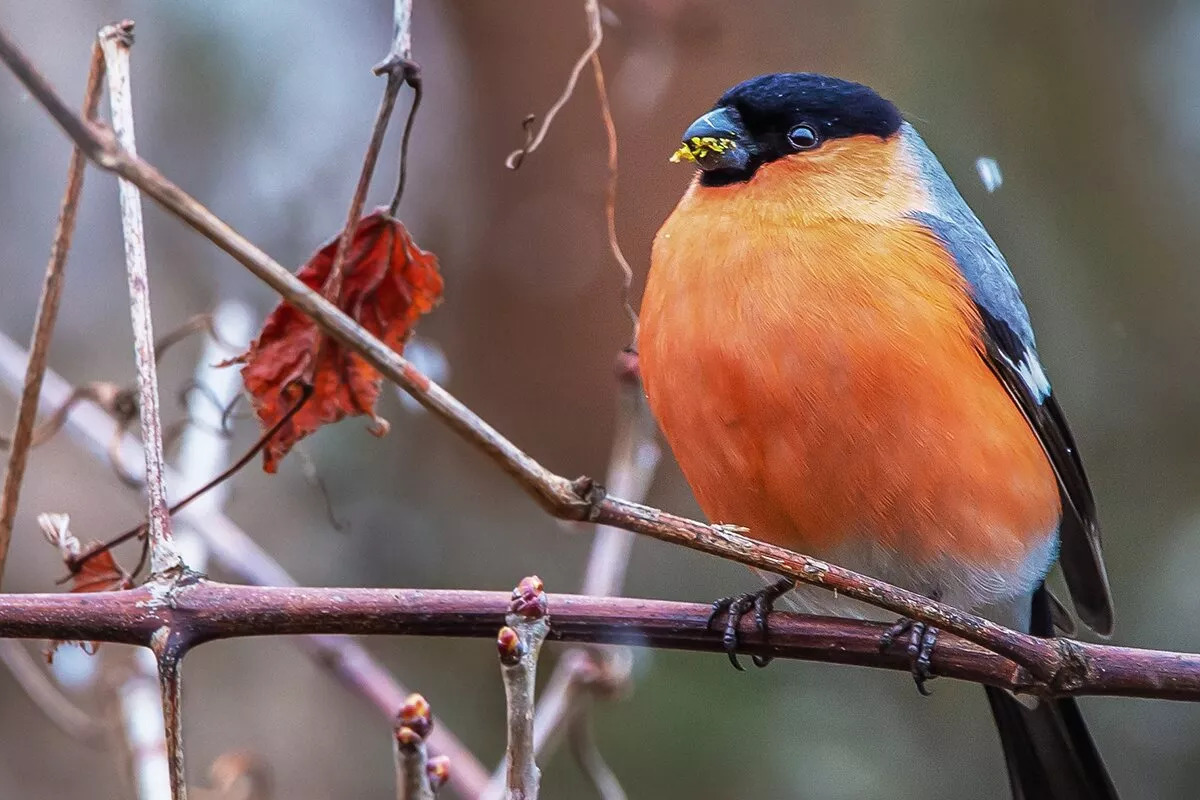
[1,1,1198,797]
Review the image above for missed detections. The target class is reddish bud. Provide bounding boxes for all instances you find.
[395,725,422,748]
[509,575,547,619]
[497,626,524,665]
[427,755,451,790]
[397,692,433,740]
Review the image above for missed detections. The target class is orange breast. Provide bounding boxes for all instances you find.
[639,176,1060,575]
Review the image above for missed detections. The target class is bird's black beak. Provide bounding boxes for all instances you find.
[671,106,752,172]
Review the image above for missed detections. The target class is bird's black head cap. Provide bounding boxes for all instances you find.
[675,73,902,186]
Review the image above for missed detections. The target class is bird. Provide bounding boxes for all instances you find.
[638,72,1117,799]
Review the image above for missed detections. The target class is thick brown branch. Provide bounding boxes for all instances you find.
[0,22,1067,678]
[0,581,1195,701]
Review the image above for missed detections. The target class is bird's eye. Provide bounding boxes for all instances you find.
[787,124,819,150]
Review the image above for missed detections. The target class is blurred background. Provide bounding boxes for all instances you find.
[0,1,1197,797]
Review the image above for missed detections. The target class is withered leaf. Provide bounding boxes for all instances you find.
[225,209,443,472]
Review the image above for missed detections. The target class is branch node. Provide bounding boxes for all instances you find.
[1049,636,1091,693]
[570,477,606,522]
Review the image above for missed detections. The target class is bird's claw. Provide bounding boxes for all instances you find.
[880,617,940,695]
[707,578,795,671]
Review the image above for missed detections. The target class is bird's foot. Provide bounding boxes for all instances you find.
[707,578,795,671]
[879,617,940,695]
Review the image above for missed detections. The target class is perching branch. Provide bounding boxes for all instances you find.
[0,41,105,587]
[498,578,551,800]
[98,21,183,579]
[0,24,1068,678]
[0,581,1199,700]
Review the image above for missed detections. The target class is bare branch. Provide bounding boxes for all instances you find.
[98,20,182,576]
[0,42,105,586]
[0,582,1198,701]
[498,578,551,800]
[0,330,490,799]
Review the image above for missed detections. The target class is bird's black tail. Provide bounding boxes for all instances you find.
[984,587,1118,799]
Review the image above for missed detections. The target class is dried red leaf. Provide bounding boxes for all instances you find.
[69,544,132,594]
[226,209,443,472]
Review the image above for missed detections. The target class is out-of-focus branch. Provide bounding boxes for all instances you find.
[0,331,489,800]
[0,42,105,587]
[498,578,551,800]
[0,639,106,742]
[567,713,626,800]
[0,21,1077,677]
[98,21,182,578]
[0,582,1199,701]
[394,693,436,800]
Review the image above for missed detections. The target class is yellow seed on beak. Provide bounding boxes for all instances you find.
[670,144,696,163]
[668,136,738,164]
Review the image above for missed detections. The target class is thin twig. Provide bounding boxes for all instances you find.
[1,582,1199,701]
[589,48,638,341]
[0,331,490,800]
[322,71,404,304]
[498,577,550,800]
[0,639,107,742]
[0,23,1081,676]
[153,313,230,362]
[375,0,422,216]
[505,0,602,169]
[394,693,435,800]
[0,42,105,587]
[98,20,182,577]
[326,0,419,300]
